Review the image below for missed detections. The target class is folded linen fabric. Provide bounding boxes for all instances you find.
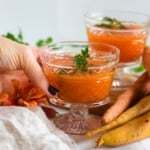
[0,106,77,150]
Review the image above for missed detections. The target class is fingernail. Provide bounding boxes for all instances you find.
[48,85,58,95]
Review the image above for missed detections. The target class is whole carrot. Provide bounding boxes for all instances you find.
[101,46,150,124]
[96,111,150,147]
[85,95,150,137]
[102,88,134,124]
[102,71,150,124]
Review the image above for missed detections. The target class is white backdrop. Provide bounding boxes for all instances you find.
[0,0,150,45]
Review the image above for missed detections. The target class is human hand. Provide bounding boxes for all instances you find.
[101,46,150,124]
[0,36,54,97]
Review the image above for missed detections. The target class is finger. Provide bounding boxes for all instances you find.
[20,49,51,97]
[30,46,41,61]
[0,37,41,71]
[27,46,43,66]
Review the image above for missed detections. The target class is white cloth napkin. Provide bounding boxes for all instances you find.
[0,106,77,150]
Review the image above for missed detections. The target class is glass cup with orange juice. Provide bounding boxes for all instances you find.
[85,10,150,89]
[40,42,119,134]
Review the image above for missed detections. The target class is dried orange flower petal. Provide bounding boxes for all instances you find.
[36,97,49,106]
[0,93,14,106]
[26,88,46,100]
[18,98,37,108]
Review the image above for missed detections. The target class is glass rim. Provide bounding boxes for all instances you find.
[85,10,150,32]
[41,41,120,70]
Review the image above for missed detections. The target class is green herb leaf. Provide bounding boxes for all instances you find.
[2,30,28,45]
[45,37,53,44]
[36,39,44,47]
[4,32,17,41]
[103,16,114,22]
[36,37,53,47]
[130,63,145,73]
[73,46,89,71]
[17,30,23,41]
[2,30,53,47]
[96,16,126,29]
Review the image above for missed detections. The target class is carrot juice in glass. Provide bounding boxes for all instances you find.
[40,42,119,134]
[85,11,150,89]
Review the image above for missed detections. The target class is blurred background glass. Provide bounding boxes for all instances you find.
[0,0,150,44]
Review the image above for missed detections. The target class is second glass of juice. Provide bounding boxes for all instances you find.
[85,10,149,89]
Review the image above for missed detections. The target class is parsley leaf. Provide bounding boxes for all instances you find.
[73,46,89,71]
[96,16,126,29]
[36,40,44,47]
[36,37,53,47]
[2,30,53,47]
[3,30,28,45]
[17,30,23,41]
